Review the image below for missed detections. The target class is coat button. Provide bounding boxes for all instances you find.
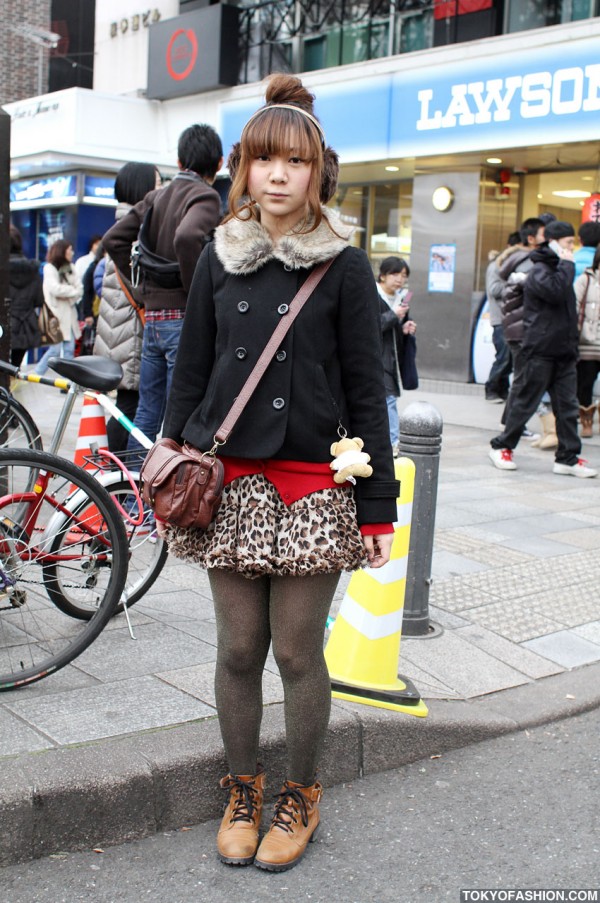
[277,303,289,315]
[237,300,249,313]
[272,397,285,410]
[235,347,247,360]
[276,350,287,362]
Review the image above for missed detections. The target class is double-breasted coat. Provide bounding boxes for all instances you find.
[162,208,399,526]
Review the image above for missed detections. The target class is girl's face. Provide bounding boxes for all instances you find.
[380,269,407,295]
[65,245,74,262]
[247,146,313,236]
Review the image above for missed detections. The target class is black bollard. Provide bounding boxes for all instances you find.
[398,401,443,636]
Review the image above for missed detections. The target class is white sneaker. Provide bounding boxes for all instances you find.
[553,458,598,479]
[489,448,517,470]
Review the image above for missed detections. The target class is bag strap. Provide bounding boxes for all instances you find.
[214,256,337,445]
[578,272,591,333]
[114,265,146,327]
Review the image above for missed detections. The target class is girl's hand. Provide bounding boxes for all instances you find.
[362,533,394,568]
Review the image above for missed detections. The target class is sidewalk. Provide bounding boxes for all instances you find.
[2,376,600,866]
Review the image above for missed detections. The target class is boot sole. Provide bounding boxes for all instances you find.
[217,852,257,866]
[254,824,319,872]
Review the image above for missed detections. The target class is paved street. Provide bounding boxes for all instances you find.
[2,707,599,902]
[2,375,600,866]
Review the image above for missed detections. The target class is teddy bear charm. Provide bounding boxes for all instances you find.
[330,433,373,485]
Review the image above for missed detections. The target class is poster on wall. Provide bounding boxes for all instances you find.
[428,243,456,293]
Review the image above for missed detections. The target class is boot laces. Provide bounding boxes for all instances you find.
[270,786,310,834]
[221,775,260,824]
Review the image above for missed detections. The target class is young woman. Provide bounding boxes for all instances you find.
[8,225,43,367]
[35,239,82,375]
[575,245,600,437]
[94,162,162,451]
[161,74,399,872]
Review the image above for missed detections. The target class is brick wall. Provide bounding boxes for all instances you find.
[0,0,53,103]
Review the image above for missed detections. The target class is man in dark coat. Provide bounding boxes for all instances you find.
[8,225,42,367]
[103,124,223,454]
[489,221,597,478]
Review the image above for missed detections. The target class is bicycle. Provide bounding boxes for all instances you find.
[0,446,129,690]
[0,356,168,614]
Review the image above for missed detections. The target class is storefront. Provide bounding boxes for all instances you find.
[6,15,600,380]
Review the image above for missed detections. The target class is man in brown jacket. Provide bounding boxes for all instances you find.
[103,123,223,454]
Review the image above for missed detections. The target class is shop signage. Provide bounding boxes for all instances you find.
[581,193,600,224]
[110,10,161,38]
[83,176,116,205]
[147,5,239,99]
[222,32,600,163]
[10,175,78,210]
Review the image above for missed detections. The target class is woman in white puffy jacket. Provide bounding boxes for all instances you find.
[35,239,82,376]
[575,244,600,437]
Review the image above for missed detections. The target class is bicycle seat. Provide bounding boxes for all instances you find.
[48,356,124,392]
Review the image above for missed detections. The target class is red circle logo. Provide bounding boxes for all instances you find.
[166,29,198,81]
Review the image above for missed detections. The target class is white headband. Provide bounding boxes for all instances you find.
[241,103,326,148]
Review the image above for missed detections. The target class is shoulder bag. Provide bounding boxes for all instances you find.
[140,257,336,530]
[38,301,64,346]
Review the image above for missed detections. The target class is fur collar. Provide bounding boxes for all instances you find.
[215,207,353,275]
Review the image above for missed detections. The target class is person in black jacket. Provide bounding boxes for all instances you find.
[8,225,42,367]
[489,221,597,478]
[376,256,417,455]
[160,74,399,873]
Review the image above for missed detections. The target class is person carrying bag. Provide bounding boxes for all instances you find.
[158,74,399,874]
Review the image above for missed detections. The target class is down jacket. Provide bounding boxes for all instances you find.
[94,203,143,391]
[8,254,43,351]
[521,244,578,360]
[575,267,600,362]
[162,207,399,526]
[498,245,533,344]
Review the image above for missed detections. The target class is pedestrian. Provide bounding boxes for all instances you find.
[574,244,600,437]
[8,224,42,368]
[489,220,597,478]
[375,256,417,455]
[74,234,102,283]
[160,73,399,872]
[35,239,83,376]
[94,162,162,451]
[103,123,223,459]
[484,242,516,403]
[573,220,600,280]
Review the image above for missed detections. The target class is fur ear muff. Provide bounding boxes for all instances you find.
[227,143,241,184]
[320,146,339,203]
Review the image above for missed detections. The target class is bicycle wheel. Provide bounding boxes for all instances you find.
[46,473,168,617]
[0,389,43,451]
[0,449,128,690]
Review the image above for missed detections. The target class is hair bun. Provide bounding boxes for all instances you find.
[264,73,316,114]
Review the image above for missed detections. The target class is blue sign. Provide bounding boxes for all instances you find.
[220,36,600,162]
[83,176,116,204]
[10,175,78,209]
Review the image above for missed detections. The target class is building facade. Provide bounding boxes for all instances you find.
[5,1,600,380]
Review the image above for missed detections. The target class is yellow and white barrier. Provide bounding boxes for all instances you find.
[325,457,428,717]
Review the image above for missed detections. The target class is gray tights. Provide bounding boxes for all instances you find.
[208,569,340,785]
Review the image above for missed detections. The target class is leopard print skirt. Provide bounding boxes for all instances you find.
[164,473,368,578]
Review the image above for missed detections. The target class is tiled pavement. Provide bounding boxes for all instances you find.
[2,375,599,756]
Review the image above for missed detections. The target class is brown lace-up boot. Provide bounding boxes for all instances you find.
[254,779,322,872]
[579,404,596,439]
[217,766,266,865]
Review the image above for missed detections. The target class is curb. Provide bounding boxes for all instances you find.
[2,660,600,867]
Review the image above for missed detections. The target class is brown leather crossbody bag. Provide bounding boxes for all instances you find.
[140,258,336,529]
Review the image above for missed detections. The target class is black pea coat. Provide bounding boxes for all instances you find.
[8,254,43,351]
[162,242,399,525]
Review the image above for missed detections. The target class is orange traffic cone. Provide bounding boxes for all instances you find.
[73,395,108,472]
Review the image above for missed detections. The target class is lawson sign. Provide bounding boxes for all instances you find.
[220,33,600,162]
